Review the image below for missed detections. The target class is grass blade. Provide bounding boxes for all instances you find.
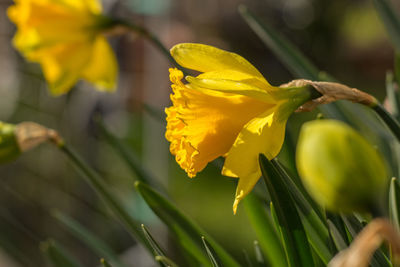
[135,181,241,267]
[155,256,180,267]
[59,145,154,255]
[242,249,254,267]
[243,193,287,267]
[52,211,125,267]
[201,236,221,267]
[326,213,350,246]
[270,160,334,264]
[395,53,400,83]
[386,71,400,121]
[341,215,363,240]
[299,213,333,265]
[259,154,315,267]
[141,224,167,258]
[327,220,348,251]
[101,258,113,267]
[40,239,82,267]
[389,177,400,230]
[269,202,280,234]
[238,5,319,80]
[272,160,325,224]
[95,118,156,186]
[253,240,266,266]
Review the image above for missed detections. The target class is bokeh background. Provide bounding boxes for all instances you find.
[0,0,398,266]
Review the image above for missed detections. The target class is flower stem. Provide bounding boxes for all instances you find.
[110,19,189,74]
[372,104,400,142]
[58,143,151,251]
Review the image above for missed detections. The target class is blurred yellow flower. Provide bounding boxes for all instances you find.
[8,0,118,95]
[166,43,314,213]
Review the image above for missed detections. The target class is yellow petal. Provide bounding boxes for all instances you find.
[61,0,103,14]
[166,68,272,177]
[40,41,92,95]
[170,43,266,80]
[8,0,115,96]
[82,37,118,91]
[186,76,276,103]
[197,70,272,89]
[197,70,257,80]
[8,0,100,56]
[18,0,102,14]
[222,106,288,212]
[232,172,260,214]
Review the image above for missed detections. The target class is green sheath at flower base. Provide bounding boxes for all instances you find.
[296,120,388,213]
[0,122,21,164]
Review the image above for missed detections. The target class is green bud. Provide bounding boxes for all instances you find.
[0,122,21,164]
[296,120,387,213]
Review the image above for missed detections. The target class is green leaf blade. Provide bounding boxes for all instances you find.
[40,239,83,267]
[201,236,221,267]
[259,154,314,267]
[101,258,113,267]
[141,224,167,258]
[243,193,287,267]
[389,177,400,230]
[135,181,241,267]
[53,211,125,267]
[238,5,319,80]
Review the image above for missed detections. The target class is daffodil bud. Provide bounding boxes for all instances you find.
[0,122,20,164]
[296,120,388,213]
[0,121,62,165]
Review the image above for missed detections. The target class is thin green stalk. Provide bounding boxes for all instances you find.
[58,144,152,253]
[372,104,400,142]
[96,118,154,184]
[111,19,189,74]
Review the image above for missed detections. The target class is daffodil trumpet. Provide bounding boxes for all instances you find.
[165,43,324,213]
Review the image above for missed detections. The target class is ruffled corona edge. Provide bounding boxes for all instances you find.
[165,68,200,178]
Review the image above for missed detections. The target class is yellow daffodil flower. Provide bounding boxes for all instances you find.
[165,43,315,213]
[8,0,118,95]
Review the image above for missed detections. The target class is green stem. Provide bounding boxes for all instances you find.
[58,144,152,252]
[113,19,189,75]
[272,84,321,101]
[372,104,400,142]
[95,117,161,187]
[276,85,321,121]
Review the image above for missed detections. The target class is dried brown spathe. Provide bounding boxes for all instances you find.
[280,79,378,112]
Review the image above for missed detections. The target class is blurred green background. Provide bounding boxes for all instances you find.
[0,0,397,266]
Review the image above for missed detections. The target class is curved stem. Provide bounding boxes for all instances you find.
[111,19,189,75]
[58,144,153,252]
[372,104,400,142]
